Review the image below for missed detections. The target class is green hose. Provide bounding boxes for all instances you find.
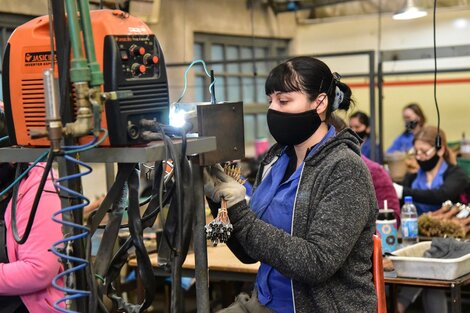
[65,0,90,83]
[77,0,103,87]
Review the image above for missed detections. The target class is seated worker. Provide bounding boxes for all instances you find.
[393,126,470,313]
[362,156,401,224]
[387,103,426,154]
[0,110,64,312]
[393,125,469,215]
[349,111,382,162]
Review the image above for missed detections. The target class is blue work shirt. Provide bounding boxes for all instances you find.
[250,126,336,312]
[361,137,382,163]
[411,161,448,215]
[386,131,414,154]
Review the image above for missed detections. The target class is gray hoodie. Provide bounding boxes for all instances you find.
[227,128,378,312]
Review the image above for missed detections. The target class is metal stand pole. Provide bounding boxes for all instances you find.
[192,161,210,313]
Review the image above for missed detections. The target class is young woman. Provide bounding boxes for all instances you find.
[349,111,381,162]
[205,56,377,312]
[393,126,470,313]
[387,103,426,154]
[393,125,469,215]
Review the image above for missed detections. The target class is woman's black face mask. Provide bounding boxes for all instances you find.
[405,120,419,132]
[267,109,322,146]
[417,153,440,172]
[356,130,368,140]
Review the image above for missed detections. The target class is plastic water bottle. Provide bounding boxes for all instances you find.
[401,196,419,246]
[376,200,398,253]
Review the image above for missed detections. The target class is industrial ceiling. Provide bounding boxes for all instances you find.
[267,0,470,19]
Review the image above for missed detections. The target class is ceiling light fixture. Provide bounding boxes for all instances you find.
[393,0,428,20]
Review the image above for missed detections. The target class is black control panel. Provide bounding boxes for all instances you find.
[114,35,162,79]
[103,34,169,146]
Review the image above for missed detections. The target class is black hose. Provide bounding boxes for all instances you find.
[11,150,55,244]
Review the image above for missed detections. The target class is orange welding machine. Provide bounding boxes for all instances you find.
[2,10,169,147]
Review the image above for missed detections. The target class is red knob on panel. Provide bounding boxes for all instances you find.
[130,45,145,56]
[131,63,146,75]
[143,53,159,65]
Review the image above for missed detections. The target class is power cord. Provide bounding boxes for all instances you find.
[174,59,216,104]
[433,0,442,149]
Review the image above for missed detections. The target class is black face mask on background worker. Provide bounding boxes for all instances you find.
[405,120,419,132]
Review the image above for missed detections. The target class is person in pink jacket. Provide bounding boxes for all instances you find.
[0,163,64,313]
[361,155,401,225]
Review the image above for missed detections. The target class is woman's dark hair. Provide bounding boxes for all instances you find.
[265,56,354,121]
[350,111,370,127]
[403,103,426,126]
[330,114,347,132]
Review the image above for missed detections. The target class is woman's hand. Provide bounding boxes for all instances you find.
[203,164,246,208]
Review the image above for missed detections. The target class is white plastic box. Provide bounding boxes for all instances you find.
[388,241,470,280]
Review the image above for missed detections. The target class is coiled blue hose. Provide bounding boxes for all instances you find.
[51,155,92,313]
[50,130,107,312]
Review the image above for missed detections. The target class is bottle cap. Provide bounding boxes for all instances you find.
[404,196,413,203]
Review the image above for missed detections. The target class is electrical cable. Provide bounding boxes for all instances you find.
[174,59,216,104]
[156,125,184,253]
[64,129,108,154]
[0,136,8,143]
[154,123,195,313]
[11,150,55,244]
[250,0,258,78]
[433,0,442,149]
[0,151,49,199]
[51,155,93,313]
[47,0,55,71]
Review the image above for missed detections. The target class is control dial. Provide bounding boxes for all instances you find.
[131,63,146,75]
[143,53,159,65]
[129,44,145,56]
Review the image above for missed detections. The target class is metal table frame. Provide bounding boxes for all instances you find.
[385,271,470,313]
[0,137,216,313]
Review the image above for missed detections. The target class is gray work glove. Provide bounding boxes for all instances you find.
[203,164,246,208]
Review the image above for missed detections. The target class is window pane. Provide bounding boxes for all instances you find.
[256,77,266,103]
[211,44,224,74]
[193,42,203,60]
[227,77,241,101]
[195,76,204,102]
[226,46,239,73]
[241,47,253,72]
[244,114,255,144]
[242,77,254,104]
[255,47,268,74]
[277,47,288,57]
[256,114,269,139]
[215,76,225,102]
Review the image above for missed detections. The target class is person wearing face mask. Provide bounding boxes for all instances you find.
[349,111,382,162]
[387,103,426,154]
[392,127,470,313]
[204,56,377,313]
[393,126,469,215]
